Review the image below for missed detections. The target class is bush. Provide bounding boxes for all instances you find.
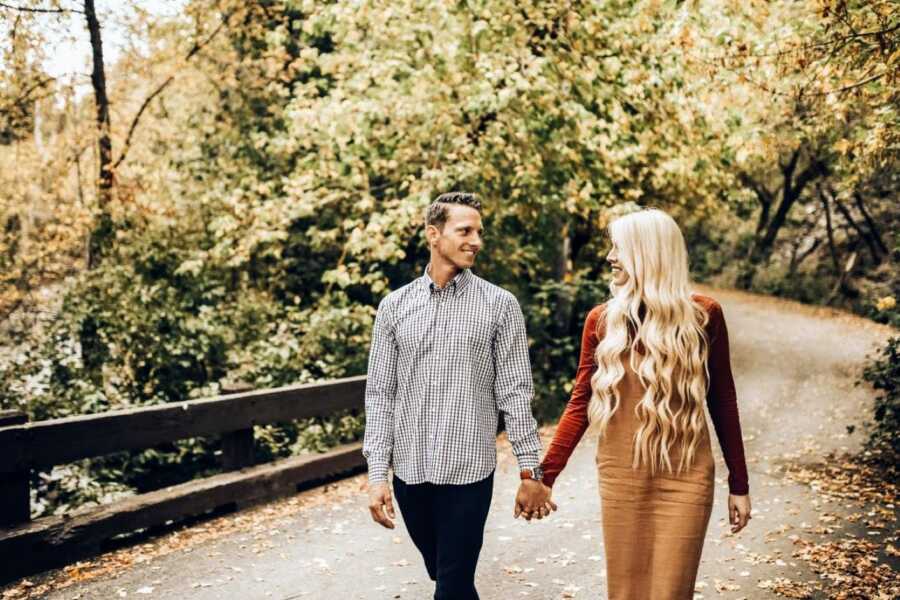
[860,336,900,467]
[0,241,373,516]
[523,276,610,423]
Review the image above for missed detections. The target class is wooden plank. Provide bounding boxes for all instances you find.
[0,411,29,527]
[0,471,30,528]
[0,442,365,584]
[221,428,255,471]
[0,376,366,474]
[0,411,27,427]
[220,384,256,471]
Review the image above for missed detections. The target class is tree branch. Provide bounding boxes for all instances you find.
[788,209,821,275]
[112,10,234,171]
[738,171,773,235]
[825,247,858,306]
[0,1,82,14]
[819,183,840,274]
[711,22,900,61]
[833,192,881,264]
[853,192,888,256]
[780,147,800,183]
[1,75,56,115]
[788,156,827,202]
[797,237,821,264]
[111,75,173,171]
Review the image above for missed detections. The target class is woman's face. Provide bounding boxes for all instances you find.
[606,240,629,286]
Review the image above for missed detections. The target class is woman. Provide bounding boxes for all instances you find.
[539,208,752,600]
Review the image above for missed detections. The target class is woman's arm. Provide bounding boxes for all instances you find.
[540,304,605,487]
[705,300,750,496]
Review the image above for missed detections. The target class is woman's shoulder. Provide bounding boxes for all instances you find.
[690,293,727,333]
[581,302,608,340]
[586,301,609,322]
[690,292,723,315]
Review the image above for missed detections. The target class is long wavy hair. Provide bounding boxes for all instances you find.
[587,209,711,475]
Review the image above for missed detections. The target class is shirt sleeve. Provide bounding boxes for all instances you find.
[362,298,397,484]
[705,301,750,495]
[493,293,542,472]
[540,305,604,487]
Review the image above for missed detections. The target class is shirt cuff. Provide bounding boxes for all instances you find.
[514,451,540,473]
[366,454,391,484]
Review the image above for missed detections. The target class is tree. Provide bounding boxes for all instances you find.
[676,0,897,297]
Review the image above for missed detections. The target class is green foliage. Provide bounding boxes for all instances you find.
[0,225,373,516]
[860,336,900,467]
[523,277,610,423]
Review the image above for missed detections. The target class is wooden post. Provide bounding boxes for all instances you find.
[0,410,29,527]
[220,383,255,471]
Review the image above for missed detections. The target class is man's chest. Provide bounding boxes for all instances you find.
[392,296,498,358]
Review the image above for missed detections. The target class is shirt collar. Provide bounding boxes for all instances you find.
[422,264,472,295]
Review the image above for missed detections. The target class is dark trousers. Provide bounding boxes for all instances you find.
[392,472,494,600]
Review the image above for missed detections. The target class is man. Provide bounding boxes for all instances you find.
[363,192,556,600]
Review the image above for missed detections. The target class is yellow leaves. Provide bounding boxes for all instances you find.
[471,19,489,37]
[875,296,896,312]
[299,47,319,61]
[833,138,853,155]
[174,258,204,277]
[677,25,695,49]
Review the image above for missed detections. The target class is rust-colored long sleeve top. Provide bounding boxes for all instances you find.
[540,294,750,495]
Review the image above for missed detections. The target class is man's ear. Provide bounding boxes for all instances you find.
[425,224,440,246]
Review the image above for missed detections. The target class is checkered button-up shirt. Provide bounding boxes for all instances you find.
[363,266,542,485]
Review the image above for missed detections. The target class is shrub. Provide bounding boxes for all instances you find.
[860,336,900,467]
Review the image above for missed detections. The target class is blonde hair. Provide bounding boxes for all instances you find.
[587,208,710,476]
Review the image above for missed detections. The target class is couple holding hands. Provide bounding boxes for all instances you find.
[363,192,752,600]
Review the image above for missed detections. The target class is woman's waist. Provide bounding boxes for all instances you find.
[595,430,714,466]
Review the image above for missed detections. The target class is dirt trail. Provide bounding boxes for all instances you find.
[5,287,896,600]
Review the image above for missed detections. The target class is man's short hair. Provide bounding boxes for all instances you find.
[426,192,483,230]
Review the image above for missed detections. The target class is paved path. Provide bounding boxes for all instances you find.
[11,288,895,600]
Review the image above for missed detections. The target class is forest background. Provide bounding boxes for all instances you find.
[0,0,897,519]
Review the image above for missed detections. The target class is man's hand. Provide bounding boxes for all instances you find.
[728,493,752,534]
[514,480,557,521]
[368,482,396,529]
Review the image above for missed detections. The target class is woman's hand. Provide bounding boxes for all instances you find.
[515,481,558,521]
[728,494,752,534]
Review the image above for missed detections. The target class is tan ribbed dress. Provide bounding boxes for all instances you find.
[595,350,715,600]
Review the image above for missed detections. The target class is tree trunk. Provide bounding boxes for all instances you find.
[825,248,858,306]
[553,218,574,337]
[738,149,827,289]
[832,194,881,265]
[84,0,114,270]
[80,0,114,387]
[853,192,888,258]
[819,183,840,274]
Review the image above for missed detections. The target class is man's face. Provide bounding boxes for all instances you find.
[429,204,483,270]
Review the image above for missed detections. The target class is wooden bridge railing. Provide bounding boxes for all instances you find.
[0,376,367,584]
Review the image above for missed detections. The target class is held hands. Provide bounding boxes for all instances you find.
[514,480,557,522]
[728,493,752,534]
[368,482,396,529]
